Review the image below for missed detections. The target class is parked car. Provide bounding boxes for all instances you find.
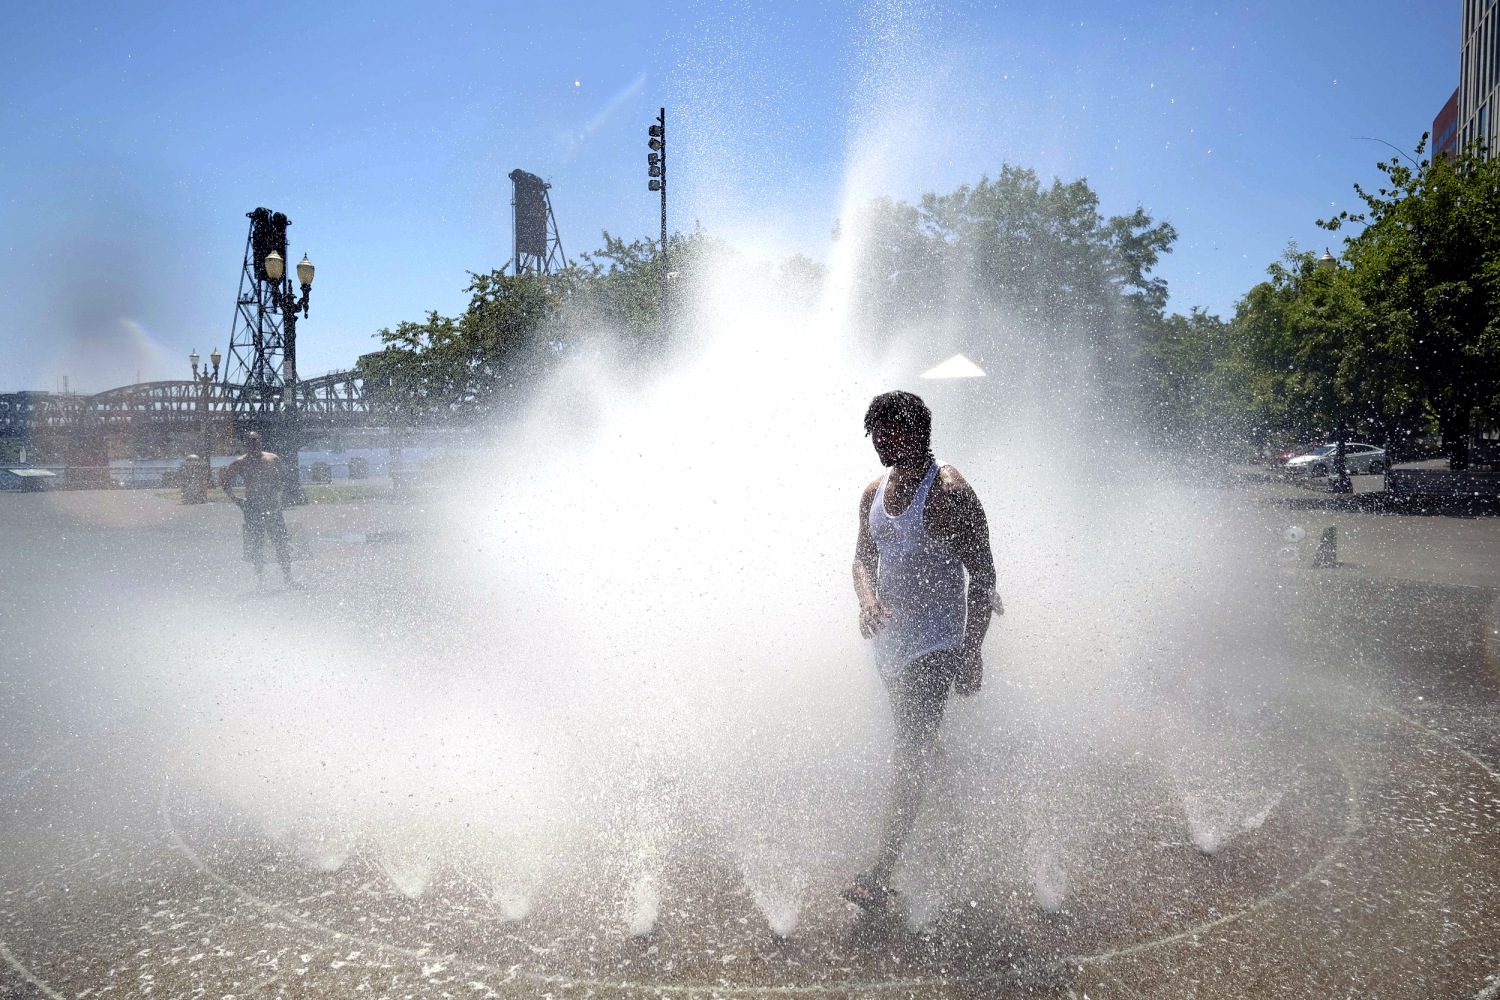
[1283,442,1387,476]
[1273,441,1324,465]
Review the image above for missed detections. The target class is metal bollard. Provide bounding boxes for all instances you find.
[180,456,209,504]
[1311,526,1338,569]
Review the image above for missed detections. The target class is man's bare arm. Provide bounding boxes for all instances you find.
[218,457,244,505]
[935,467,995,692]
[853,480,890,638]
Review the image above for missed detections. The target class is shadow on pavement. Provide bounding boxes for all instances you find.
[1273,493,1500,518]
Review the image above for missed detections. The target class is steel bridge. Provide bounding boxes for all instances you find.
[0,369,376,455]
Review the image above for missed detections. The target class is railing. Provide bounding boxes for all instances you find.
[4,461,389,491]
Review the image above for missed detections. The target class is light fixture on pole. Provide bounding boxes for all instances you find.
[263,243,315,504]
[261,248,315,386]
[647,107,667,330]
[183,346,222,504]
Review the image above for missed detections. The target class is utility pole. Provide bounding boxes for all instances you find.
[647,107,667,331]
[1317,249,1353,494]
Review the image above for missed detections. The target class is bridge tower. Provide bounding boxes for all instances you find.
[223,207,314,502]
[508,170,568,275]
[225,208,291,405]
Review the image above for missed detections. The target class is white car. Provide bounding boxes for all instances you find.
[1284,442,1387,476]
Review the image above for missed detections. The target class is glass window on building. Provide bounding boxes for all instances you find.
[1493,13,1500,88]
[1481,104,1490,148]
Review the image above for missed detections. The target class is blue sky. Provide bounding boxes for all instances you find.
[0,1,1458,392]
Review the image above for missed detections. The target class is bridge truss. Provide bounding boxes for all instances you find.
[0,370,377,461]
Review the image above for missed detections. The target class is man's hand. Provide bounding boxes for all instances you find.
[954,650,982,696]
[858,599,892,638]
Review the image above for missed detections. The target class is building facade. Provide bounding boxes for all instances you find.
[1458,0,1500,153]
[1434,88,1460,158]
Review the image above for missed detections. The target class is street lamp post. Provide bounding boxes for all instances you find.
[190,347,222,459]
[262,249,315,502]
[1318,249,1353,495]
[182,347,221,504]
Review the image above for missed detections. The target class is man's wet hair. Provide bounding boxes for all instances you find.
[864,391,932,449]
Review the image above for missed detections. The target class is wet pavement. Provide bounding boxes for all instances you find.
[2,486,1498,998]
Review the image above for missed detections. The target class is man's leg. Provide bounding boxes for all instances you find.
[268,512,294,584]
[867,651,955,892]
[243,514,266,583]
[873,731,937,884]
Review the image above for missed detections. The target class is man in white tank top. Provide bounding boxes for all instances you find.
[846,390,995,912]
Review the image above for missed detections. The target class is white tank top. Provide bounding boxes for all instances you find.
[868,460,967,676]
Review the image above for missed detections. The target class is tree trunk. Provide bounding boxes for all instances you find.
[1442,408,1472,472]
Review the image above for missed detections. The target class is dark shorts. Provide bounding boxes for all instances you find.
[882,648,958,750]
[242,508,289,561]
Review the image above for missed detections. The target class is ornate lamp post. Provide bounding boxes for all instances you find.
[262,249,315,501]
[190,347,222,459]
[182,347,221,504]
[262,251,315,386]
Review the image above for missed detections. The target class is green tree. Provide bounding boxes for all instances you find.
[557,232,666,344]
[1321,139,1500,467]
[555,228,717,347]
[358,169,1200,433]
[1134,307,1250,449]
[356,311,458,426]
[846,196,942,332]
[357,268,559,422]
[1229,248,1370,451]
[849,166,1177,358]
[357,228,727,421]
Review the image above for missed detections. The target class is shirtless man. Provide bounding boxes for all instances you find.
[846,390,996,912]
[219,431,296,587]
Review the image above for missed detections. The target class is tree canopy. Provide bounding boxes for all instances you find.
[1125,138,1500,464]
[356,229,710,422]
[849,165,1178,358]
[358,167,1191,438]
[355,146,1499,467]
[1317,139,1500,464]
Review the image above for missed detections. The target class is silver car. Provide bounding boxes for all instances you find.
[1284,442,1387,476]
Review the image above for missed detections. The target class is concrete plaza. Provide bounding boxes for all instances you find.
[1,484,1497,999]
